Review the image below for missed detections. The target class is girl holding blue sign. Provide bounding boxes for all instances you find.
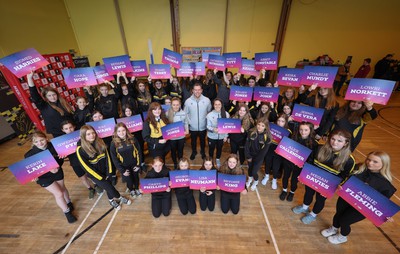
[207,98,230,168]
[110,123,143,198]
[321,151,396,244]
[175,158,197,215]
[280,122,318,201]
[167,98,189,170]
[144,157,172,218]
[26,131,77,223]
[77,125,131,210]
[121,104,145,165]
[245,117,272,191]
[293,129,355,224]
[219,154,247,214]
[199,157,217,211]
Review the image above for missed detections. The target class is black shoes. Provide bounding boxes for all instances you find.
[287,192,294,202]
[279,191,287,201]
[65,210,77,223]
[190,152,197,160]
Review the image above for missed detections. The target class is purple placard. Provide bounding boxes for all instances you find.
[300,66,339,88]
[291,103,325,126]
[229,85,253,102]
[254,52,278,71]
[275,136,311,167]
[103,55,134,75]
[239,59,259,76]
[161,104,170,112]
[338,176,400,227]
[128,60,149,77]
[51,130,80,157]
[298,163,342,198]
[253,87,279,102]
[0,48,50,78]
[277,68,304,87]
[169,170,190,188]
[140,177,169,194]
[149,64,171,79]
[116,114,143,133]
[269,123,290,144]
[87,118,115,138]
[202,52,219,64]
[217,118,242,134]
[217,173,246,193]
[62,67,98,89]
[223,52,242,68]
[207,54,226,71]
[8,150,59,185]
[194,62,206,76]
[344,78,395,105]
[177,62,195,77]
[162,48,182,68]
[142,111,148,121]
[161,121,185,140]
[189,170,217,190]
[93,65,114,83]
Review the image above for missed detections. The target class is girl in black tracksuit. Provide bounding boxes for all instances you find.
[219,154,248,214]
[149,78,168,104]
[94,83,119,120]
[292,129,355,224]
[76,125,131,210]
[27,71,74,137]
[279,122,318,202]
[73,88,94,130]
[121,104,145,165]
[321,151,396,244]
[114,72,137,113]
[145,157,172,218]
[110,123,143,198]
[199,156,217,211]
[245,117,272,191]
[174,158,197,215]
[166,76,183,99]
[134,79,152,115]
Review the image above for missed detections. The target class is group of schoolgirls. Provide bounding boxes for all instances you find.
[23,67,397,245]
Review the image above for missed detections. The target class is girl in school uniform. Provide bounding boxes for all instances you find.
[142,102,170,161]
[321,151,396,244]
[149,77,168,104]
[279,122,318,202]
[133,78,152,114]
[229,103,254,165]
[277,87,297,113]
[27,71,74,137]
[166,76,183,99]
[76,125,131,210]
[73,87,94,130]
[213,69,232,109]
[245,117,272,191]
[121,104,145,165]
[174,158,197,215]
[94,83,119,120]
[166,97,189,170]
[292,129,355,224]
[144,157,171,218]
[219,154,248,214]
[199,156,217,212]
[114,72,137,113]
[110,123,143,198]
[25,131,77,223]
[207,98,230,168]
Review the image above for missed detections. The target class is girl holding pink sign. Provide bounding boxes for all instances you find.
[25,131,77,223]
[292,129,355,224]
[321,151,396,244]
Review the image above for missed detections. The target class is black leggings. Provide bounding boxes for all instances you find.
[170,138,185,165]
[151,195,171,218]
[221,192,241,214]
[190,130,207,155]
[91,177,120,200]
[282,160,302,192]
[248,156,265,181]
[333,197,366,236]
[121,169,140,191]
[230,140,245,164]
[208,138,224,159]
[199,191,215,211]
[148,143,170,162]
[303,185,327,214]
[177,195,197,215]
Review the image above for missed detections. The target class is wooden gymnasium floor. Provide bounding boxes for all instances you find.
[0,93,399,254]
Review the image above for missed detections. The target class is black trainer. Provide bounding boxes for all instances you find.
[67,202,74,212]
[190,152,197,160]
[286,192,294,202]
[65,211,77,223]
[279,191,287,201]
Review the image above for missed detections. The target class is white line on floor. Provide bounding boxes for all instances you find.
[61,193,104,254]
[255,187,280,254]
[93,208,119,254]
[371,122,400,139]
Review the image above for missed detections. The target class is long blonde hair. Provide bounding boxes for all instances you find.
[79,125,107,158]
[112,122,136,148]
[355,151,392,182]
[233,103,254,131]
[317,129,352,171]
[41,87,74,115]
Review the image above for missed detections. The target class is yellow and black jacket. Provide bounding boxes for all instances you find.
[110,138,142,174]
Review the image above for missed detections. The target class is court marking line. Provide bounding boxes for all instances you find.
[371,122,400,139]
[255,187,280,254]
[93,208,120,254]
[61,193,104,254]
